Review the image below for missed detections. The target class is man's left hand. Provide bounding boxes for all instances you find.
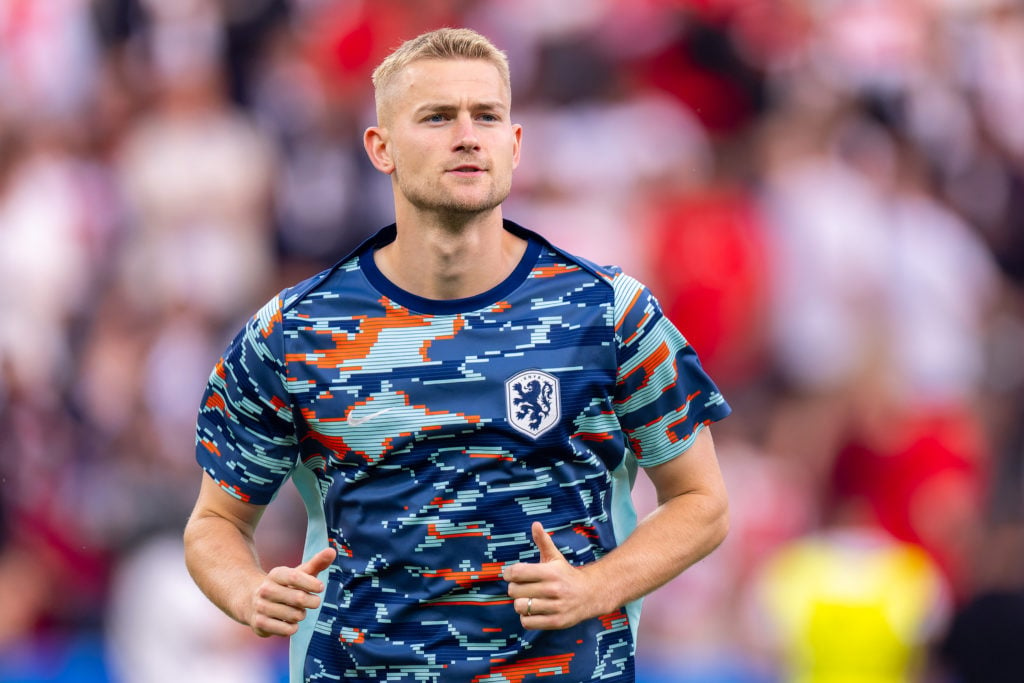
[503,521,604,630]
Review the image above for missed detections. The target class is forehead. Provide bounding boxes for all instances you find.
[387,58,510,109]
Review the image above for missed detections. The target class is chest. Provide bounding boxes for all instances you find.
[280,285,619,472]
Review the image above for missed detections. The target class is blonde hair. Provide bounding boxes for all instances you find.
[371,28,511,120]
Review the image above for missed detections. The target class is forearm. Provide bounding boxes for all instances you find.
[581,487,729,616]
[183,510,266,626]
[504,426,730,631]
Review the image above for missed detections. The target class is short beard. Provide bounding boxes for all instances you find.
[395,169,511,217]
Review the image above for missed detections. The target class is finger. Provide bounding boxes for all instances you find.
[503,560,548,586]
[251,611,302,638]
[298,547,337,580]
[516,596,545,617]
[250,589,312,638]
[267,565,326,595]
[257,578,323,610]
[282,548,336,593]
[532,521,564,563]
[257,598,310,625]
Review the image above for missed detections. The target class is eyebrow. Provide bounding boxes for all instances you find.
[413,100,507,116]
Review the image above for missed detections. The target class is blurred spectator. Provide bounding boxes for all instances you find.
[748,493,951,683]
[0,0,100,123]
[939,523,1024,683]
[960,0,1024,162]
[115,63,276,324]
[832,410,987,604]
[509,41,715,278]
[643,132,772,392]
[756,99,891,399]
[106,534,277,683]
[0,122,113,398]
[247,23,388,263]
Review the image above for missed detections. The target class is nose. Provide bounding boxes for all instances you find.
[453,112,480,152]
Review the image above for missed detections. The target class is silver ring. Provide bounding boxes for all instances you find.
[526,597,533,617]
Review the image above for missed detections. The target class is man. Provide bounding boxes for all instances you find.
[184,27,731,682]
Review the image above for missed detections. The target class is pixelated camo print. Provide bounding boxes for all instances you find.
[196,223,730,682]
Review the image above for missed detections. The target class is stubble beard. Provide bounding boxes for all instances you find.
[396,169,511,218]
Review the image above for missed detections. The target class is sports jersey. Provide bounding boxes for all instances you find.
[195,220,731,682]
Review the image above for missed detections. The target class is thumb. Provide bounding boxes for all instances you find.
[298,547,337,581]
[532,521,564,563]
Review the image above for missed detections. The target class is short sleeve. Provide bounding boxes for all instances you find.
[195,295,299,504]
[611,272,731,468]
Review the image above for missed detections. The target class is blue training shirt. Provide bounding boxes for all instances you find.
[195,220,731,682]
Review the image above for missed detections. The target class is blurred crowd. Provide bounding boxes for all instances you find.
[2,0,1024,681]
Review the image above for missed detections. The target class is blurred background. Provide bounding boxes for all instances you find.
[2,0,1024,681]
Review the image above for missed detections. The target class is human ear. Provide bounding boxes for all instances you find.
[511,123,523,170]
[363,127,395,175]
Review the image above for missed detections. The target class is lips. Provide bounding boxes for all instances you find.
[449,164,484,173]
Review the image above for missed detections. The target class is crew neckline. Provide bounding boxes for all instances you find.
[359,221,543,315]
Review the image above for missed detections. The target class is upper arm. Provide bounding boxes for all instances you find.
[644,426,728,510]
[188,472,268,540]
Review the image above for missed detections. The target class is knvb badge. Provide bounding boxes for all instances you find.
[505,369,560,439]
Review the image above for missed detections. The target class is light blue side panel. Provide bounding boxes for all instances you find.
[608,451,643,649]
[286,465,329,683]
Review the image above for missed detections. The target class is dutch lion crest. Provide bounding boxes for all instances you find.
[506,369,560,439]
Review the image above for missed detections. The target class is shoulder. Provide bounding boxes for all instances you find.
[277,225,395,314]
[504,219,630,287]
[506,221,657,332]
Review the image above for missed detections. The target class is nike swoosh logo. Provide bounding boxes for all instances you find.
[347,406,396,427]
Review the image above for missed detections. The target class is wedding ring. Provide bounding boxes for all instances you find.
[526,597,533,616]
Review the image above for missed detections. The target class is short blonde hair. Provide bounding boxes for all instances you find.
[371,28,511,120]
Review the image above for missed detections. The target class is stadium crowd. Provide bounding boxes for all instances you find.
[2,0,1024,681]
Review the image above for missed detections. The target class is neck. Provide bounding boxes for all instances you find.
[374,209,527,301]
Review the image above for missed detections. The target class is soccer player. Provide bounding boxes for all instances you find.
[184,27,731,682]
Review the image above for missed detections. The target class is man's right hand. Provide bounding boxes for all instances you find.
[249,547,337,637]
